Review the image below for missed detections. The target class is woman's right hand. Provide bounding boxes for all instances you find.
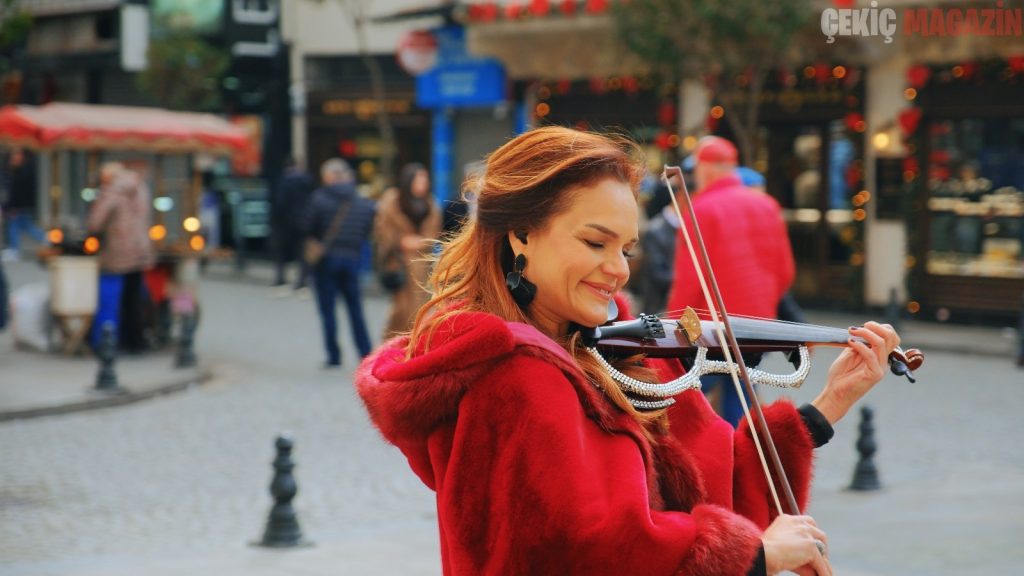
[762,514,831,576]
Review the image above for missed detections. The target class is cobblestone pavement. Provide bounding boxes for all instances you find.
[1,266,1023,575]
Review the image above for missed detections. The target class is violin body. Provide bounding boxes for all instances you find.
[591,309,924,381]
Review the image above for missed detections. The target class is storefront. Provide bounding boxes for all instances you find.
[715,66,868,308]
[305,56,431,193]
[908,60,1024,320]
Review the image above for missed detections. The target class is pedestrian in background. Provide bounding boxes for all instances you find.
[636,171,681,314]
[304,158,376,367]
[373,163,441,338]
[2,148,46,262]
[738,165,808,325]
[86,162,155,352]
[271,156,315,293]
[356,126,900,575]
[667,137,796,427]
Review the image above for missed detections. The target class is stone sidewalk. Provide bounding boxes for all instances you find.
[0,258,209,421]
[1,255,1020,421]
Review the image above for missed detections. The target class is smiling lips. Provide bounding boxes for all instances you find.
[582,281,615,300]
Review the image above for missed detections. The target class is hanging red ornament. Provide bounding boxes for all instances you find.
[584,0,608,14]
[844,111,864,132]
[903,156,919,176]
[529,0,550,17]
[504,2,522,19]
[814,63,831,85]
[480,2,499,21]
[555,78,571,95]
[898,107,923,136]
[1009,55,1024,73]
[907,64,931,88]
[654,131,671,150]
[560,0,576,15]
[657,101,676,127]
[622,76,638,94]
[960,61,979,79]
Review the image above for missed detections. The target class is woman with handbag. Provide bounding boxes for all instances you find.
[373,163,441,338]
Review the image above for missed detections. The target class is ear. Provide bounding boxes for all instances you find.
[507,230,528,253]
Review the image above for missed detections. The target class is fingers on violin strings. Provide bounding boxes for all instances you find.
[851,324,887,365]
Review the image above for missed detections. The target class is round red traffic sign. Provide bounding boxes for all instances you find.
[396,30,438,76]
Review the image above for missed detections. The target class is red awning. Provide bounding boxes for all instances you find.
[0,102,249,155]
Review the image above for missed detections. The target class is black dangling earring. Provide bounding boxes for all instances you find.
[506,253,537,308]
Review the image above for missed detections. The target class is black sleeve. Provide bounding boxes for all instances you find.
[746,545,767,576]
[798,403,835,448]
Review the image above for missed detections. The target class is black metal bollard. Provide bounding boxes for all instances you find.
[174,314,197,369]
[257,435,310,548]
[849,406,882,491]
[95,322,119,391]
[886,287,902,332]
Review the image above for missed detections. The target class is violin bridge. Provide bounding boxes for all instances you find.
[676,307,702,344]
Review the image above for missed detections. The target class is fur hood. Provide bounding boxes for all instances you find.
[356,311,607,485]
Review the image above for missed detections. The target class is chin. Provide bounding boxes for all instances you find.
[575,306,608,328]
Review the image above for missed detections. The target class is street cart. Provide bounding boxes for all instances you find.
[0,102,250,353]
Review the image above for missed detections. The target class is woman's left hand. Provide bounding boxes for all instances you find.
[812,321,900,425]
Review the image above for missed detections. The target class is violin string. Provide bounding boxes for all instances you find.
[663,169,785,517]
[651,307,849,342]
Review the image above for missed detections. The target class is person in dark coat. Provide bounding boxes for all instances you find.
[303,158,376,367]
[271,157,316,290]
[2,149,46,260]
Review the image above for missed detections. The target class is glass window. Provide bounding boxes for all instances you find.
[926,118,1024,278]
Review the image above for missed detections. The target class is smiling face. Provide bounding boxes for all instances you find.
[511,178,639,336]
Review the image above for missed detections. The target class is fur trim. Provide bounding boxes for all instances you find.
[734,400,816,525]
[651,435,707,512]
[355,313,516,443]
[675,504,761,576]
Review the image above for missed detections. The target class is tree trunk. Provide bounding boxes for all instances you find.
[349,3,396,189]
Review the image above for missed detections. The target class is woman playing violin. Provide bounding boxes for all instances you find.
[355,126,901,576]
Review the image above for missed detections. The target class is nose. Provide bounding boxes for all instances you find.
[602,252,630,285]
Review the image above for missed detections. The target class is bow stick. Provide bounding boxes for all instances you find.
[662,165,799,517]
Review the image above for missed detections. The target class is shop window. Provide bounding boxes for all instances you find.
[926,118,1024,279]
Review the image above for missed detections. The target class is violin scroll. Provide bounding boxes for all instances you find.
[889,347,924,383]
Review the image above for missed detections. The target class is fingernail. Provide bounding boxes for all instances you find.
[848,326,858,331]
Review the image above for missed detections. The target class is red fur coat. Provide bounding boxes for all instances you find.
[356,309,815,575]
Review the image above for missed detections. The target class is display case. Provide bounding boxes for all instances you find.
[925,118,1024,278]
[919,116,1024,316]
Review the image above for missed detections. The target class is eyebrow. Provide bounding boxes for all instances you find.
[585,223,639,244]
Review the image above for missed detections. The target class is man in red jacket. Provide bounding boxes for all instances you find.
[667,136,796,426]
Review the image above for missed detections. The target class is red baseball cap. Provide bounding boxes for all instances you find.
[682,136,739,170]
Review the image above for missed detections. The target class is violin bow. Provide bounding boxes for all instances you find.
[662,165,800,517]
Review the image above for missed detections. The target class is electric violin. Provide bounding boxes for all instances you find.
[585,164,925,521]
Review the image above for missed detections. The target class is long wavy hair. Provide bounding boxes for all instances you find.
[408,126,669,432]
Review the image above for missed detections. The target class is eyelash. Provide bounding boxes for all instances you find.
[584,239,636,259]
